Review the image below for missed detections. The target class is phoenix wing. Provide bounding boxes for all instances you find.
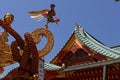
[28,9,49,21]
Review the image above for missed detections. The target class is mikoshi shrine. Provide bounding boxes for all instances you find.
[0,12,120,79]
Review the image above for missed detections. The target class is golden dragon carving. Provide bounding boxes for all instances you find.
[0,13,54,79]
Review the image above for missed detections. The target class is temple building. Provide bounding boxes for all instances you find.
[44,24,120,80]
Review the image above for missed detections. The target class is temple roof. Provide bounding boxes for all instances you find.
[48,24,120,73]
[51,24,120,63]
[74,24,120,59]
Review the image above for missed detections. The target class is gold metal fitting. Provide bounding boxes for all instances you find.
[4,13,14,25]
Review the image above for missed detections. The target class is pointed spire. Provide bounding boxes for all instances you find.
[74,22,85,37]
[74,22,80,30]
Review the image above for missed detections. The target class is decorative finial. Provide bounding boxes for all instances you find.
[75,22,80,30]
[28,4,60,29]
[3,13,14,25]
[62,63,65,68]
[74,22,85,37]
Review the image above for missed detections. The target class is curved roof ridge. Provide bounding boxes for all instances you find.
[50,31,74,62]
[74,24,120,59]
[84,31,120,55]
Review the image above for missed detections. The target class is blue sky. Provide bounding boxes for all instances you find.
[0,0,120,77]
